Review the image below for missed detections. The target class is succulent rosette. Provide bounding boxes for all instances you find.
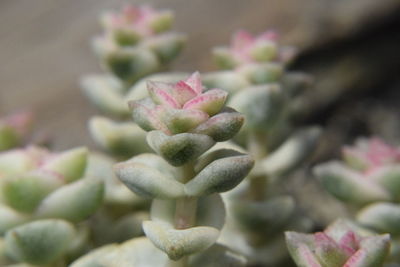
[128,72,245,146]
[213,30,291,70]
[95,72,254,266]
[315,137,400,263]
[204,30,310,95]
[203,30,314,147]
[0,146,104,265]
[314,137,400,206]
[89,5,185,88]
[0,111,33,151]
[83,5,186,158]
[285,219,391,267]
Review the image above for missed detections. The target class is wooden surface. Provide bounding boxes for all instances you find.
[0,0,398,149]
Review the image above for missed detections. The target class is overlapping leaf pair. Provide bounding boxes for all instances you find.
[314,137,400,263]
[0,146,104,265]
[72,72,253,266]
[83,5,186,158]
[286,219,390,267]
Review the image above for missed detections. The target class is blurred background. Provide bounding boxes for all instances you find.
[1,0,400,154]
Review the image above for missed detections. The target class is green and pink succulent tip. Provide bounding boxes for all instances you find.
[342,137,400,174]
[285,220,390,267]
[231,29,278,63]
[213,29,298,69]
[102,4,173,38]
[314,137,400,205]
[128,72,244,139]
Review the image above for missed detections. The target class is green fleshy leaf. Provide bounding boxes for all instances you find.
[0,204,28,234]
[36,178,104,223]
[343,234,390,267]
[239,62,283,84]
[81,74,129,118]
[104,48,160,85]
[145,33,186,64]
[371,166,400,201]
[0,150,36,176]
[70,244,119,267]
[5,219,76,265]
[191,109,244,142]
[89,116,150,157]
[260,127,321,177]
[161,108,209,134]
[202,71,250,95]
[71,237,168,267]
[185,154,254,196]
[183,89,228,116]
[314,232,349,267]
[314,162,390,205]
[212,47,238,69]
[112,28,141,46]
[250,41,278,62]
[2,171,63,213]
[232,196,294,234]
[357,202,400,235]
[285,231,322,267]
[0,126,19,151]
[195,148,244,173]
[228,84,285,131]
[147,131,215,166]
[114,160,184,199]
[129,97,169,133]
[42,147,88,183]
[150,11,174,33]
[143,221,219,260]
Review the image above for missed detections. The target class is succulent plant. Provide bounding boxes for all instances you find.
[285,219,391,267]
[0,112,33,151]
[315,137,400,264]
[78,72,254,266]
[315,137,400,206]
[0,146,104,265]
[92,5,185,87]
[194,30,322,266]
[82,5,186,158]
[204,30,309,95]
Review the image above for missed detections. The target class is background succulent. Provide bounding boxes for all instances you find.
[0,146,104,266]
[286,219,391,267]
[314,137,400,265]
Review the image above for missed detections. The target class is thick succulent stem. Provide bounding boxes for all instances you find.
[174,197,198,229]
[247,130,269,200]
[247,130,268,160]
[171,162,198,266]
[174,161,198,228]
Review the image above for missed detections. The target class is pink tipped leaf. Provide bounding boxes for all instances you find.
[183,71,203,94]
[147,81,180,108]
[129,98,170,134]
[338,231,359,256]
[161,108,209,134]
[183,89,228,116]
[170,80,198,105]
[314,232,349,267]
